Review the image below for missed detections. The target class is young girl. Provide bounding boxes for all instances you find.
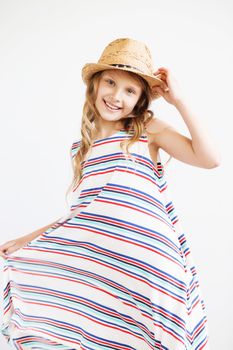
[0,38,219,349]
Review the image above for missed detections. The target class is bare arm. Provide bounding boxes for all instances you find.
[0,217,63,257]
[151,67,221,168]
[24,218,61,241]
[173,99,221,167]
[146,112,221,169]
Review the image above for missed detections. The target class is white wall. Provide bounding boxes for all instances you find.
[0,0,232,349]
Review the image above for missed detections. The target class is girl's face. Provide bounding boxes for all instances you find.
[94,69,143,123]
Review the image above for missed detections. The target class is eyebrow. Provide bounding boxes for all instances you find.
[103,72,141,90]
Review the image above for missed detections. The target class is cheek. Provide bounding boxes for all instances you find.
[96,85,103,97]
[98,84,110,95]
[96,88,106,104]
[130,97,139,109]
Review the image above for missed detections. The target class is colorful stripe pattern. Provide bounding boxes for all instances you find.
[1,130,209,349]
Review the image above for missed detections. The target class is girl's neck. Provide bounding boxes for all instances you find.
[93,121,125,139]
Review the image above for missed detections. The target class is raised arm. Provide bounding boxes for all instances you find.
[151,67,221,168]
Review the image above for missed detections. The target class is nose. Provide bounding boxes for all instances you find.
[110,88,122,103]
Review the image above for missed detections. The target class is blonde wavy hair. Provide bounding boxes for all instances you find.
[66,69,172,201]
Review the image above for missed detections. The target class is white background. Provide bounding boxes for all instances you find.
[0,0,232,349]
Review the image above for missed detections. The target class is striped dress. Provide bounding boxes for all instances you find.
[1,129,209,349]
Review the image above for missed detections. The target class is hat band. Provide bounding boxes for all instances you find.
[110,63,144,73]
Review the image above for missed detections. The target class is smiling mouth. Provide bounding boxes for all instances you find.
[103,99,122,111]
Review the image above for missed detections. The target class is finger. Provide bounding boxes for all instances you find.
[0,247,10,254]
[153,85,169,95]
[6,245,18,254]
[158,67,169,72]
[157,70,169,80]
[159,75,167,83]
[0,241,16,250]
[158,80,169,91]
[152,86,164,96]
[157,73,169,84]
[153,73,163,82]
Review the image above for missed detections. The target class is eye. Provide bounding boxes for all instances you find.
[106,79,114,85]
[128,88,136,94]
[104,78,136,94]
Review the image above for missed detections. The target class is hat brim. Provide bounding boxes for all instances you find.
[81,63,164,100]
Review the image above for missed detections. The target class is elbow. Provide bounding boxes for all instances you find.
[206,161,221,169]
[204,155,222,169]
[214,158,222,168]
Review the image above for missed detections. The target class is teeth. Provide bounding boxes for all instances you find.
[105,101,120,110]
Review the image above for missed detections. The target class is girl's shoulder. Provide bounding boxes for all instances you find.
[144,116,173,135]
[144,116,174,144]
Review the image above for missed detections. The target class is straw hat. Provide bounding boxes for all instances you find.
[81,38,165,100]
